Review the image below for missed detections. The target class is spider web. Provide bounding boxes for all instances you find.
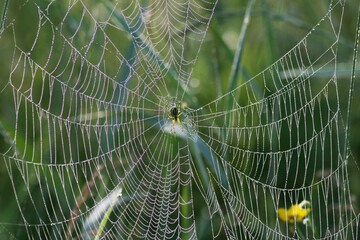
[0,0,358,239]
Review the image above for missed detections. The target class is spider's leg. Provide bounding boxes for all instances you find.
[177,118,185,133]
[172,119,176,134]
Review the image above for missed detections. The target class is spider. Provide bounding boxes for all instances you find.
[167,103,185,134]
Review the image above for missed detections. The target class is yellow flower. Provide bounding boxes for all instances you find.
[278,200,310,223]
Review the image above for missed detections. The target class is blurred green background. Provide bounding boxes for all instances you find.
[0,0,360,239]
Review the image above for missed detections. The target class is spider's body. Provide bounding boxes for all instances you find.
[168,105,184,134]
[170,107,179,121]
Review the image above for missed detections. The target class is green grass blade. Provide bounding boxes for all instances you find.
[195,137,228,188]
[94,188,122,240]
[227,0,256,94]
[224,0,256,149]
[261,0,278,63]
[215,9,353,49]
[101,1,196,104]
[279,63,360,79]
[271,12,353,49]
[0,0,9,38]
[345,5,360,156]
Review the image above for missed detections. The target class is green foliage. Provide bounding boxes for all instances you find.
[0,0,359,239]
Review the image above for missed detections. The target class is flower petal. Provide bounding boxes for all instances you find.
[278,208,288,222]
